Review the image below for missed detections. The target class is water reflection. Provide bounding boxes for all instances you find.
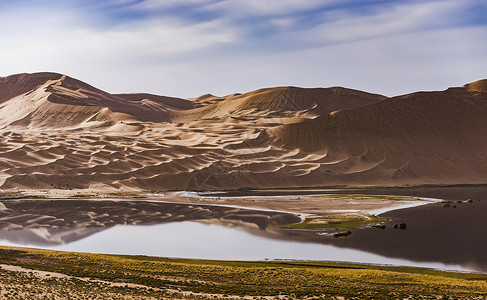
[0,198,484,273]
[0,227,104,246]
[0,221,471,273]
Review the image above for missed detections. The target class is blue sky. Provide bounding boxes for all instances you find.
[1,0,486,98]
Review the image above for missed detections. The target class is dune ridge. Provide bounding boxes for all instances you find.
[0,72,486,191]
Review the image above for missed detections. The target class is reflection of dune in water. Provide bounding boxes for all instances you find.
[0,227,105,246]
[0,200,301,246]
[0,188,486,273]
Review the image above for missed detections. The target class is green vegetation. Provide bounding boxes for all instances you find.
[66,192,148,199]
[282,214,387,230]
[314,194,420,201]
[0,191,47,200]
[262,183,487,191]
[107,192,147,199]
[69,194,92,199]
[0,247,485,299]
[333,230,352,238]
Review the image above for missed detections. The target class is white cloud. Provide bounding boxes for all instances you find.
[133,0,335,16]
[130,0,215,11]
[280,0,473,46]
[0,7,237,80]
[69,19,235,57]
[0,0,485,100]
[104,24,487,98]
[205,0,334,16]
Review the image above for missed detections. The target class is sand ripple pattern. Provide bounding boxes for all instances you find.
[1,73,487,190]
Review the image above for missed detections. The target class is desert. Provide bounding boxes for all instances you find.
[1,0,486,297]
[1,73,487,191]
[0,72,486,298]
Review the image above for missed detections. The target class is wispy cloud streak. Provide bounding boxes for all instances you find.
[0,0,485,97]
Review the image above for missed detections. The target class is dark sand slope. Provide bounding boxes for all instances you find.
[269,80,487,186]
[0,72,63,104]
[0,72,193,128]
[0,72,487,190]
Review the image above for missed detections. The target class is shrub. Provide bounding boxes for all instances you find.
[333,231,352,238]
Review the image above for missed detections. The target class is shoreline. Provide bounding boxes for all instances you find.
[0,186,486,273]
[0,246,485,299]
[2,188,435,223]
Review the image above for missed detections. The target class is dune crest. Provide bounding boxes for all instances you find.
[464,79,487,92]
[0,72,486,190]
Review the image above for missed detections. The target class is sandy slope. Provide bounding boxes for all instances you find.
[0,72,486,191]
[268,82,487,185]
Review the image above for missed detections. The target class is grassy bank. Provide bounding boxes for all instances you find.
[281,215,387,230]
[313,194,420,201]
[0,247,485,299]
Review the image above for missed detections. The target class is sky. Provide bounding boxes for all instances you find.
[0,0,486,98]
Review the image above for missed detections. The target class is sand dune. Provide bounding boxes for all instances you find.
[0,73,194,129]
[174,86,385,123]
[464,79,487,92]
[268,84,487,185]
[0,72,486,191]
[0,72,63,103]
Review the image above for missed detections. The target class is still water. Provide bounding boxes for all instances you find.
[0,221,471,273]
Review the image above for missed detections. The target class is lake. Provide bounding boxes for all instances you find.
[0,221,472,273]
[0,186,486,274]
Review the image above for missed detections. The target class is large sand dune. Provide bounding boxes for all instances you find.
[268,81,487,185]
[0,72,486,191]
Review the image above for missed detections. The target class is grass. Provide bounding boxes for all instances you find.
[261,183,487,190]
[0,191,47,200]
[313,194,420,201]
[333,230,352,238]
[0,246,485,299]
[69,194,93,199]
[107,192,147,199]
[282,214,387,230]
